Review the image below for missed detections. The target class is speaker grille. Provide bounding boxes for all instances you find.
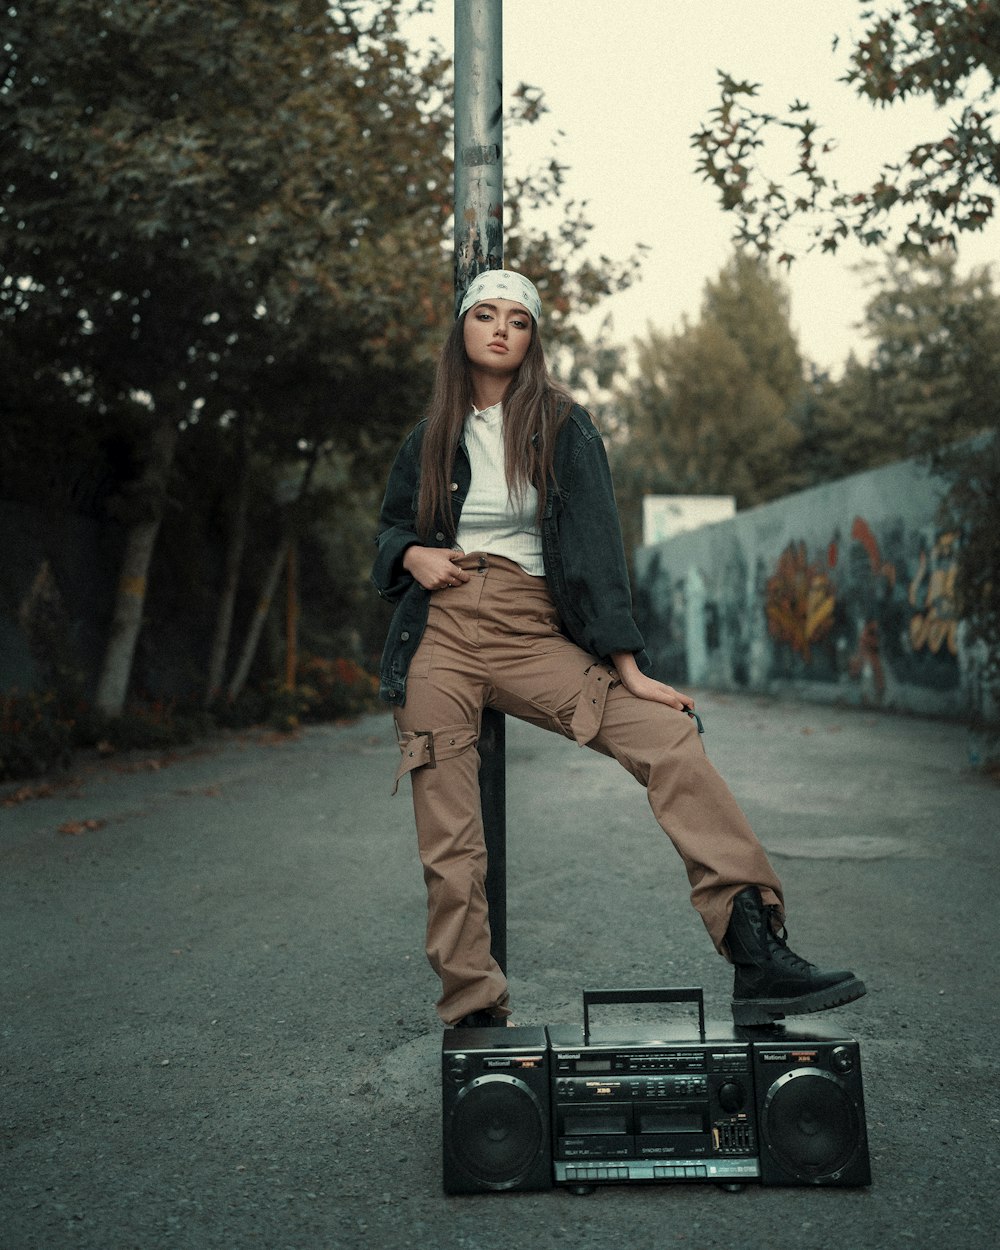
[762,1069,859,1179]
[449,1076,545,1188]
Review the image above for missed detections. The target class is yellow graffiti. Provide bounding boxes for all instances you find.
[765,542,836,662]
[908,532,959,657]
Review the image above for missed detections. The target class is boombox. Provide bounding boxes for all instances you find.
[442,1025,552,1193]
[442,989,870,1194]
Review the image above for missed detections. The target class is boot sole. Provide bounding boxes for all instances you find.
[731,977,867,1026]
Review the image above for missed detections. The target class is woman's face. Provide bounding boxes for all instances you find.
[462,299,533,377]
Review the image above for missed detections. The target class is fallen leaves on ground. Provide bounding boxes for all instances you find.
[4,783,55,807]
[57,818,107,836]
[112,754,180,774]
[3,778,87,807]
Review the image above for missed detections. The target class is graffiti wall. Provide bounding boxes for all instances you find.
[633,456,987,719]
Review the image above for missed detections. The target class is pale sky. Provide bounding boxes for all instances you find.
[405,0,999,374]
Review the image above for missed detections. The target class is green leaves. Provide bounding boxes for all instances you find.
[611,250,805,561]
[3,0,457,441]
[693,1,999,259]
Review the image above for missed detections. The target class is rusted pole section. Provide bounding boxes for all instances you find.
[454,0,504,304]
[454,0,507,976]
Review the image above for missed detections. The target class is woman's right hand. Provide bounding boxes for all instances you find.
[402,545,471,591]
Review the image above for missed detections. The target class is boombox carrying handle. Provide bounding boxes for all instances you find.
[582,987,706,1044]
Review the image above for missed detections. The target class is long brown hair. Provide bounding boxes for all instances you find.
[416,313,574,540]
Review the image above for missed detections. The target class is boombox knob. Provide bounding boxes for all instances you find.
[831,1046,855,1074]
[718,1080,746,1114]
[446,1054,471,1084]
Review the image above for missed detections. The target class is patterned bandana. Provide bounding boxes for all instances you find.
[458,270,542,323]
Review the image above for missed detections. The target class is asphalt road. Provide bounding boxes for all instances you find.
[2,692,998,1250]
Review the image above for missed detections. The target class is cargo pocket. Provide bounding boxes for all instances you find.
[391,721,479,795]
[407,629,437,680]
[569,663,619,747]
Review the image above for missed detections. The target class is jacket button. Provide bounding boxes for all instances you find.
[450,482,458,492]
[435,531,445,541]
[400,631,410,641]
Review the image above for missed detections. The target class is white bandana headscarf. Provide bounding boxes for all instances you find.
[458,270,542,323]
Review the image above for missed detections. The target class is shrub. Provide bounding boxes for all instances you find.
[295,655,381,721]
[92,701,216,752]
[1,656,381,781]
[0,690,76,780]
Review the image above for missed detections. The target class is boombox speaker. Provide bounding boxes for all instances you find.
[442,1026,552,1194]
[752,1037,871,1186]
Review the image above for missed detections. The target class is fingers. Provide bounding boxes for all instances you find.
[435,562,470,590]
[661,682,694,711]
[433,559,470,590]
[405,546,472,590]
[634,678,694,712]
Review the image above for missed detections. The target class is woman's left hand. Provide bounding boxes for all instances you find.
[610,652,694,711]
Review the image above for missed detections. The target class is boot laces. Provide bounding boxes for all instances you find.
[765,906,814,972]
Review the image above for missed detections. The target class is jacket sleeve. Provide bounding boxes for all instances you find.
[559,423,648,662]
[371,427,422,602]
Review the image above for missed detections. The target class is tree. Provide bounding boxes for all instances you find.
[788,251,1000,727]
[791,358,886,486]
[693,0,1000,260]
[612,252,804,556]
[0,0,460,715]
[792,251,1000,486]
[2,0,456,713]
[859,252,1000,457]
[850,252,1000,721]
[2,0,644,719]
[939,433,1000,714]
[690,0,1000,728]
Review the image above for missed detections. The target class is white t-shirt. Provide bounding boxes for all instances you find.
[454,403,545,576]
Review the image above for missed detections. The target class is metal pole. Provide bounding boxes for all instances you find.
[454,0,504,302]
[454,0,506,976]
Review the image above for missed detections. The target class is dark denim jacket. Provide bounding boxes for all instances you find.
[371,403,650,706]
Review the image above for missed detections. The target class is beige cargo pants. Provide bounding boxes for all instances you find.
[392,554,784,1025]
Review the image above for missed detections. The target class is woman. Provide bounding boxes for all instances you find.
[372,270,864,1029]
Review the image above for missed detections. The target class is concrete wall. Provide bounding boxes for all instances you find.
[632,456,992,720]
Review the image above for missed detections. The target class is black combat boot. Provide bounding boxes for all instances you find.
[453,1009,508,1029]
[726,887,866,1026]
